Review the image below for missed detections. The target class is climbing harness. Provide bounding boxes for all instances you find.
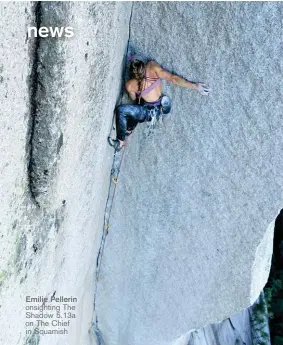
[146,95,171,135]
[145,103,164,136]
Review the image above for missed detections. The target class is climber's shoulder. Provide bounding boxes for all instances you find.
[147,60,161,70]
[146,60,163,77]
[147,60,159,67]
[125,79,138,92]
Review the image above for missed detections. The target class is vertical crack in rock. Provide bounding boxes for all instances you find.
[116,1,134,104]
[93,148,126,344]
[92,4,135,344]
[122,1,134,94]
[27,1,42,207]
[126,2,134,59]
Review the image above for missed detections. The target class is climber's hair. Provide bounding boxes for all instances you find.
[130,59,145,93]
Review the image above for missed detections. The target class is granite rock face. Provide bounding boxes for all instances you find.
[1,2,282,345]
[0,2,131,345]
[95,3,283,345]
[0,2,34,287]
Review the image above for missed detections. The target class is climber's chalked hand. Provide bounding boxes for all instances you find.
[196,83,211,96]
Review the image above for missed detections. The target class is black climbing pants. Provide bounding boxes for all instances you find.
[115,104,163,141]
[115,96,172,141]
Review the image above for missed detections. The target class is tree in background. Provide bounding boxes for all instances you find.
[264,209,283,345]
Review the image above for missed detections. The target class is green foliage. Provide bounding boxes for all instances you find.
[263,225,283,344]
[257,341,268,345]
[261,331,270,340]
[253,299,266,316]
[272,279,283,294]
[272,299,283,313]
[251,297,270,345]
[264,287,274,319]
[274,336,283,345]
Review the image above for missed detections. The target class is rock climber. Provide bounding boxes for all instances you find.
[112,55,210,150]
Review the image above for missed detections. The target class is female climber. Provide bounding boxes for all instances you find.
[112,56,210,151]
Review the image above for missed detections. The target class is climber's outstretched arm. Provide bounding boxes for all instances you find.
[152,61,211,95]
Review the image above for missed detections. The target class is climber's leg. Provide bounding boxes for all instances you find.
[115,104,147,142]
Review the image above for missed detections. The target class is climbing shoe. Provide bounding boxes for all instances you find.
[111,139,123,152]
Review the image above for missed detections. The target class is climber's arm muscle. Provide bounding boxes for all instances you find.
[152,61,197,90]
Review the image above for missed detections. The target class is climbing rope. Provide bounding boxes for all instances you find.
[104,145,127,231]
[93,141,128,345]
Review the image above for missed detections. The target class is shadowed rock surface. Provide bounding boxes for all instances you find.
[0,2,131,345]
[29,2,70,206]
[95,3,283,345]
